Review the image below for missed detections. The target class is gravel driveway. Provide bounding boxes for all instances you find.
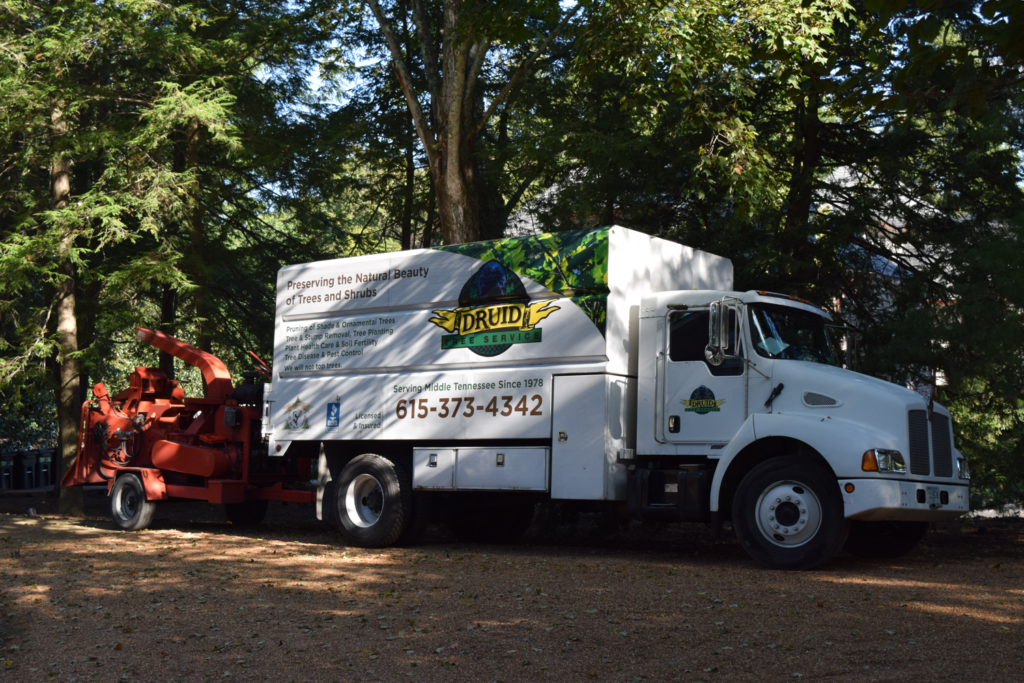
[1,491,1021,682]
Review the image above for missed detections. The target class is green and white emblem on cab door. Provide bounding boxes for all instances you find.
[681,385,726,415]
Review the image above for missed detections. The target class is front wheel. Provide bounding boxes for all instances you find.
[334,454,412,548]
[732,456,848,570]
[843,520,928,559]
[110,474,156,531]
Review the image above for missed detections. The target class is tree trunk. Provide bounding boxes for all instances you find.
[435,0,479,245]
[367,0,580,246]
[159,285,176,379]
[51,105,84,517]
[183,116,213,355]
[420,186,436,249]
[76,279,101,410]
[400,139,415,250]
[781,74,822,287]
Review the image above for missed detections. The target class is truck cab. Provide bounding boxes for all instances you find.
[626,289,970,568]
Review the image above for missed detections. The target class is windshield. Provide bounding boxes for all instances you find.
[748,304,837,365]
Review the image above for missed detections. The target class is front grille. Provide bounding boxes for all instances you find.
[908,410,930,476]
[931,413,953,477]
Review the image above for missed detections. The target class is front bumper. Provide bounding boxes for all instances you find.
[839,479,969,521]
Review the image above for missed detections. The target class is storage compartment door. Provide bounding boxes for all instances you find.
[454,448,548,491]
[413,448,455,490]
[551,374,607,499]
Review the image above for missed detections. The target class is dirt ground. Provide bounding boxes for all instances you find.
[0,490,1021,683]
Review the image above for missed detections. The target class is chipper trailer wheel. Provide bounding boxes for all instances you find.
[732,456,848,571]
[109,473,156,531]
[334,454,413,548]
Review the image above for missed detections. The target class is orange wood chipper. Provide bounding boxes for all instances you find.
[61,327,314,530]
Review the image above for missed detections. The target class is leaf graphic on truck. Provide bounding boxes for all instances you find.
[428,260,560,357]
[435,228,609,336]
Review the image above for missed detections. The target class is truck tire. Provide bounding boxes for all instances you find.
[225,500,269,527]
[110,473,156,531]
[732,456,848,570]
[449,502,535,544]
[843,520,928,559]
[334,454,412,548]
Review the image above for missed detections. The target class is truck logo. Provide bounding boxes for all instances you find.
[325,402,340,432]
[283,398,311,430]
[681,386,726,414]
[428,260,560,357]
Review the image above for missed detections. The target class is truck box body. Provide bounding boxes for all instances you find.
[270,226,733,448]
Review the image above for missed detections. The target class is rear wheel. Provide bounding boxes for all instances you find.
[110,474,156,531]
[225,500,269,527]
[844,520,928,559]
[334,454,412,548]
[732,456,848,570]
[449,501,535,544]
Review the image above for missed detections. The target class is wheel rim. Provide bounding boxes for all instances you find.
[754,480,822,548]
[117,486,138,521]
[345,474,384,528]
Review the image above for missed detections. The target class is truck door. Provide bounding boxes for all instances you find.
[663,309,746,443]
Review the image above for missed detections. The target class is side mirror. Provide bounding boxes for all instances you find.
[705,301,727,365]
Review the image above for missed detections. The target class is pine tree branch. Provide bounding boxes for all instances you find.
[445,44,467,190]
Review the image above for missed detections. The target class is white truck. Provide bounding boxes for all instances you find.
[267,226,969,569]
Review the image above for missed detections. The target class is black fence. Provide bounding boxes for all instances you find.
[0,449,57,491]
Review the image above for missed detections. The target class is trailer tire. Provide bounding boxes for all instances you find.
[224,500,269,527]
[110,474,156,532]
[449,502,535,544]
[843,520,928,559]
[732,456,847,570]
[334,454,411,548]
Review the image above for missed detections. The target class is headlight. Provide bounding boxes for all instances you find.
[957,458,970,480]
[861,449,906,473]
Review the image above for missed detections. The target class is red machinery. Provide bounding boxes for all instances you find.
[61,327,314,530]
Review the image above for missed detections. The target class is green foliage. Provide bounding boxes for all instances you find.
[0,0,345,448]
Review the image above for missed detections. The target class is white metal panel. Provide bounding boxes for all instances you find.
[455,447,548,491]
[604,227,725,376]
[663,360,747,444]
[605,228,653,376]
[635,316,660,455]
[413,448,455,490]
[551,375,607,499]
[692,249,734,291]
[604,376,632,501]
